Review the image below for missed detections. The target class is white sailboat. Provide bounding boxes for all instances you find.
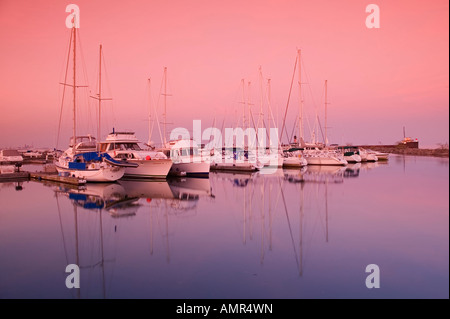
[282,148,308,168]
[367,149,389,161]
[338,146,362,163]
[282,51,346,167]
[210,147,263,172]
[55,26,135,182]
[359,147,378,162]
[303,147,348,166]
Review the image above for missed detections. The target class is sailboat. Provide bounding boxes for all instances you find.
[55,25,136,182]
[155,67,210,177]
[337,146,362,163]
[210,79,264,172]
[293,61,346,166]
[282,147,308,168]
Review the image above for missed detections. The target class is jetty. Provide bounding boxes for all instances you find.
[358,145,449,158]
[30,172,86,186]
[0,171,30,182]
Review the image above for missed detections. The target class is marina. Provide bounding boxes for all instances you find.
[0,154,448,299]
[0,0,447,303]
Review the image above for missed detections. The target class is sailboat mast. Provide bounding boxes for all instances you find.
[241,78,246,129]
[91,44,112,149]
[148,77,152,145]
[325,79,328,146]
[247,81,252,130]
[267,78,272,127]
[163,67,167,145]
[98,44,102,143]
[297,49,303,144]
[258,66,263,130]
[72,26,77,145]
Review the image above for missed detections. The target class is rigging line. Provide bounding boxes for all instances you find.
[249,107,260,148]
[76,28,95,134]
[56,29,73,149]
[302,57,321,143]
[147,78,154,145]
[279,55,298,145]
[100,48,116,132]
[56,193,70,265]
[317,117,326,145]
[265,79,278,130]
[154,71,165,146]
[288,116,298,144]
[277,176,300,272]
[318,81,327,144]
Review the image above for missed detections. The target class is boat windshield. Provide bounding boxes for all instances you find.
[174,147,199,157]
[108,143,142,151]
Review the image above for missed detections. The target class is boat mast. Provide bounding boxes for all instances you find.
[98,44,102,143]
[241,78,246,130]
[325,79,328,146]
[91,44,112,148]
[163,67,168,145]
[148,77,152,145]
[72,25,76,145]
[297,49,303,145]
[258,66,264,130]
[267,78,272,128]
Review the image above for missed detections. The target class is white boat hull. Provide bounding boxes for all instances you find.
[344,154,362,163]
[361,154,378,162]
[122,159,173,179]
[170,161,210,177]
[283,156,308,168]
[55,163,125,182]
[305,156,347,166]
[210,161,259,172]
[260,152,284,168]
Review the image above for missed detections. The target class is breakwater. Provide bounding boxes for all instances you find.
[359,145,449,158]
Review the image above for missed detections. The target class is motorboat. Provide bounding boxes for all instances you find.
[98,131,173,179]
[159,139,210,177]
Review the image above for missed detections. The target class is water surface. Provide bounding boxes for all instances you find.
[0,155,448,299]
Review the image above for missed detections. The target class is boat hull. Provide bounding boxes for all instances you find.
[55,163,125,182]
[305,156,347,166]
[361,154,378,162]
[344,154,362,163]
[169,161,210,177]
[210,161,259,172]
[283,156,308,168]
[122,159,173,179]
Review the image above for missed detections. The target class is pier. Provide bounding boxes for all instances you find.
[29,172,86,186]
[0,171,30,182]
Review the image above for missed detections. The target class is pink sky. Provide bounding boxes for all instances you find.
[0,0,448,149]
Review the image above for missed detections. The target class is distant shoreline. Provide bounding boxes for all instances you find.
[366,146,449,158]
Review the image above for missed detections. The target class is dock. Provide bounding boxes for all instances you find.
[30,172,86,186]
[0,172,30,182]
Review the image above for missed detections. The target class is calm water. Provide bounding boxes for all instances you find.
[0,155,448,299]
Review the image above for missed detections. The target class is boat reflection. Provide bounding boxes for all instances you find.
[53,176,214,217]
[210,170,259,188]
[284,165,346,184]
[344,163,361,178]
